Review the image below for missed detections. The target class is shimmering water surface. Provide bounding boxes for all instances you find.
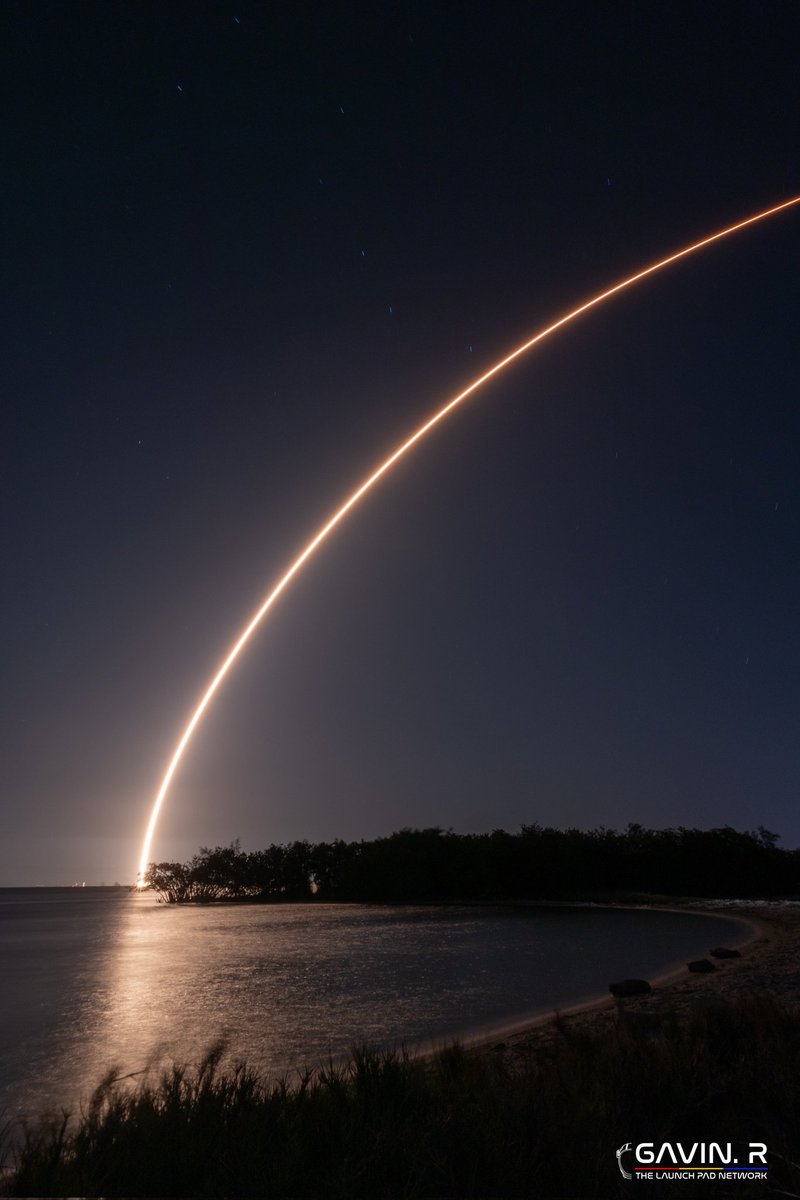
[0,889,748,1124]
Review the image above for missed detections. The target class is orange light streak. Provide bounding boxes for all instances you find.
[137,193,800,884]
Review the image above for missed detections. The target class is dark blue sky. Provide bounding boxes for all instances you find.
[3,1,799,884]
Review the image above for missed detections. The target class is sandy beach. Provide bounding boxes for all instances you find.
[475,903,800,1063]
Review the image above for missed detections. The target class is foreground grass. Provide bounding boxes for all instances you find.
[4,996,800,1198]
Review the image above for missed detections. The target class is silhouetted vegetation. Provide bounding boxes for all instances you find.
[5,995,800,1197]
[144,824,799,904]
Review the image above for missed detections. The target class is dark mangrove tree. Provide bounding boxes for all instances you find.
[143,823,799,903]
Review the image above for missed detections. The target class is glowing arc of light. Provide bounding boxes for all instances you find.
[137,192,800,884]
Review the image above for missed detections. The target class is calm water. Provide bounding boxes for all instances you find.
[0,889,748,1126]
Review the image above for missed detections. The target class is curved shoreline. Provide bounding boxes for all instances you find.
[457,903,797,1062]
[397,904,757,1061]
[398,904,765,1061]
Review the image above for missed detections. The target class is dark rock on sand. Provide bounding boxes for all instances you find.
[688,959,716,973]
[710,946,741,959]
[609,978,652,997]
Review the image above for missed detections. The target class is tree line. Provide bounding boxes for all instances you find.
[143,823,799,903]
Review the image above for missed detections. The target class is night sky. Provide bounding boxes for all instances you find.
[3,2,799,886]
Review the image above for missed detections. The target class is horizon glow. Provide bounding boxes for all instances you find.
[136,193,800,885]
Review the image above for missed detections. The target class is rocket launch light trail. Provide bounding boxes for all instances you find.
[137,194,800,885]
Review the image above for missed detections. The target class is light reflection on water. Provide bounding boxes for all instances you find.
[0,890,748,1125]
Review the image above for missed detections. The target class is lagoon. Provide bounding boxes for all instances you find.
[0,888,748,1127]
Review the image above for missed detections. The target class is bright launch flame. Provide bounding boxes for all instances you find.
[137,193,800,885]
